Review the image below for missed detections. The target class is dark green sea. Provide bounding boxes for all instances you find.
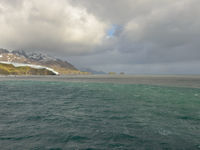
[0,79,200,149]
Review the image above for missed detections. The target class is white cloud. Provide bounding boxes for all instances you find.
[0,0,107,54]
[1,0,200,73]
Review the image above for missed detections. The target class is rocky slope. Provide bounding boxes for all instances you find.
[0,48,89,75]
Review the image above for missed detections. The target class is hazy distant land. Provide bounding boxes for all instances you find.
[1,75,200,88]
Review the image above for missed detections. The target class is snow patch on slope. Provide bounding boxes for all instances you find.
[0,61,59,75]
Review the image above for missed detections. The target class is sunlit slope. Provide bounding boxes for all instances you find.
[0,49,90,75]
[0,63,56,75]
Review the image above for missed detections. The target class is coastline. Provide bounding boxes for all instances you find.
[1,74,200,88]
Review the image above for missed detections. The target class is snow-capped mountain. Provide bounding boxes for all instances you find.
[0,48,88,75]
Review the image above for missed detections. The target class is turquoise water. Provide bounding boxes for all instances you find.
[0,81,200,150]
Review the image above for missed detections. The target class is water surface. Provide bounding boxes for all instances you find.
[0,80,200,149]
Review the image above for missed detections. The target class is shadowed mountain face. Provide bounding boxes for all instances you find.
[0,49,88,75]
[79,67,106,74]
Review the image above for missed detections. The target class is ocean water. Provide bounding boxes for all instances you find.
[0,80,200,150]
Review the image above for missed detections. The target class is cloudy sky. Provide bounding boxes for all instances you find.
[0,0,200,74]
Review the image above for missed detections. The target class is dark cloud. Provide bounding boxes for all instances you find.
[0,0,200,74]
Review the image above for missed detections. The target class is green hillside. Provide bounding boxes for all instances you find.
[0,63,56,75]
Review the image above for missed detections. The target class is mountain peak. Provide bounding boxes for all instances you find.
[0,49,90,75]
[0,48,9,54]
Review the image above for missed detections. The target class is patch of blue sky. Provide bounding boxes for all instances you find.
[107,24,120,37]
[106,24,123,39]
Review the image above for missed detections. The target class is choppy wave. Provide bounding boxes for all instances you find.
[0,81,200,149]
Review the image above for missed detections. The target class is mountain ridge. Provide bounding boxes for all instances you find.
[0,48,90,75]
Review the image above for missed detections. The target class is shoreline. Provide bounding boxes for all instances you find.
[1,74,200,88]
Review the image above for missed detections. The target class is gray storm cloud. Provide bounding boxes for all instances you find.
[0,0,200,73]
